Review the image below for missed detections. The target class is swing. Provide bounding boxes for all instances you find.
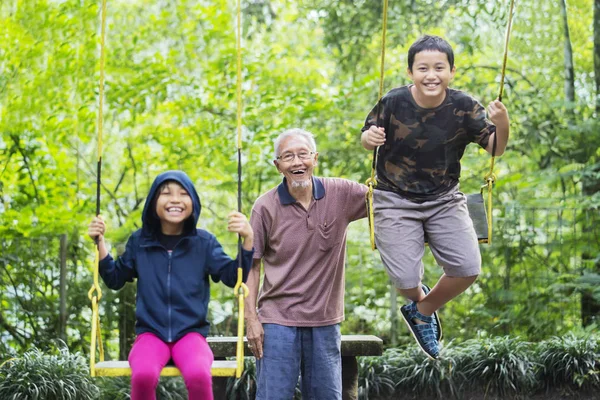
[365,0,516,250]
[88,0,248,378]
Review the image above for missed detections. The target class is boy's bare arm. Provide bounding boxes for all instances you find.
[486,99,510,156]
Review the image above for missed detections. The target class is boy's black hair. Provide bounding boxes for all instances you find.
[407,35,454,72]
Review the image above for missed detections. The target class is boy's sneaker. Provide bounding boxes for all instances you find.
[421,284,443,341]
[401,302,440,359]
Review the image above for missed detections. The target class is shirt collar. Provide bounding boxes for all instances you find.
[277,176,325,205]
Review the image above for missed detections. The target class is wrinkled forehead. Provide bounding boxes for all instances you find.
[278,135,313,154]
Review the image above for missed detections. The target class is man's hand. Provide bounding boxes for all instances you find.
[246,316,264,359]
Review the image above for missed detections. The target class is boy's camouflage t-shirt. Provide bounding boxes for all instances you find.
[361,85,495,201]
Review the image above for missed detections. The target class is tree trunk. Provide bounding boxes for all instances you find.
[559,0,575,105]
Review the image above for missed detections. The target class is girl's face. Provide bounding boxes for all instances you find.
[155,181,193,234]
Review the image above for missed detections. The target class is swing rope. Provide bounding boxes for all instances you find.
[483,0,516,245]
[365,0,388,251]
[88,0,108,377]
[232,0,250,378]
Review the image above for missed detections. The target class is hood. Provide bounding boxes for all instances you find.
[141,170,201,235]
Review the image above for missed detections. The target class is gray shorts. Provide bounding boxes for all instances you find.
[373,187,481,289]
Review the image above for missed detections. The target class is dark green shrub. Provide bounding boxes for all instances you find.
[0,345,99,400]
[459,336,537,398]
[358,352,397,399]
[392,345,463,399]
[96,374,188,399]
[536,333,600,392]
[226,358,256,400]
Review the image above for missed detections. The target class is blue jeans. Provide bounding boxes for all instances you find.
[255,323,342,400]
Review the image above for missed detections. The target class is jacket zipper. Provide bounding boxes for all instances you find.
[140,236,190,343]
[167,251,172,342]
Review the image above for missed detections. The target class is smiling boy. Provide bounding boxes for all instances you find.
[360,35,509,359]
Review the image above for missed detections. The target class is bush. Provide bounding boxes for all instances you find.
[358,351,397,399]
[392,345,463,399]
[536,333,600,392]
[459,336,537,398]
[226,357,257,400]
[96,375,187,400]
[0,344,99,400]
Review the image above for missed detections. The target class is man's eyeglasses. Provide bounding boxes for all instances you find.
[276,151,315,163]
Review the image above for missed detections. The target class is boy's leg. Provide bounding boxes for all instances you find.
[255,324,301,400]
[419,188,481,316]
[418,275,478,316]
[374,190,440,358]
[300,324,342,400]
[128,333,171,400]
[373,190,426,292]
[171,332,214,400]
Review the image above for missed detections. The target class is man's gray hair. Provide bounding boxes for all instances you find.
[273,128,317,159]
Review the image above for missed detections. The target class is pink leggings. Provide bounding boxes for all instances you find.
[128,332,214,400]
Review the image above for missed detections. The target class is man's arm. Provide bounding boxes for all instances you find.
[245,258,264,358]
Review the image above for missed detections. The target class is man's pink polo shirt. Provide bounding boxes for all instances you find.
[250,177,367,327]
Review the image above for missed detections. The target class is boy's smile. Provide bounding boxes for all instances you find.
[156,182,193,234]
[408,50,456,109]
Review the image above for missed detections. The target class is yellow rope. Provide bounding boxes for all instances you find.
[233,0,249,378]
[498,0,516,103]
[483,0,515,245]
[366,0,388,251]
[236,0,242,150]
[89,0,108,377]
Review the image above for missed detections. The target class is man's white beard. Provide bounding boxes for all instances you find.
[291,179,311,189]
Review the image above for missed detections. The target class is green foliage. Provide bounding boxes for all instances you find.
[226,357,256,400]
[358,353,397,400]
[96,376,187,400]
[0,343,99,400]
[357,334,600,399]
[1,335,598,399]
[392,346,462,399]
[459,336,537,397]
[536,333,600,392]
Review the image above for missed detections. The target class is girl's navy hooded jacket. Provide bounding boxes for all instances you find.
[98,170,253,342]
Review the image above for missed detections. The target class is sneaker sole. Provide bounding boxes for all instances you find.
[400,306,439,360]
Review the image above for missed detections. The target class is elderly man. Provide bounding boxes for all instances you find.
[245,128,367,400]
